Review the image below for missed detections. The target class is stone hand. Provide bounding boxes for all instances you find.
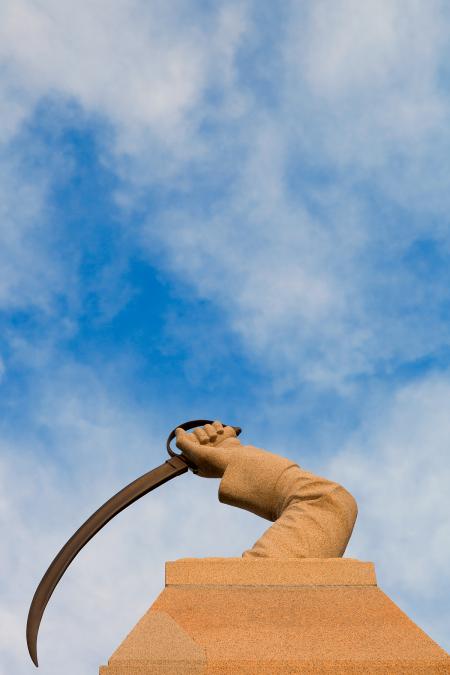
[175,421,242,478]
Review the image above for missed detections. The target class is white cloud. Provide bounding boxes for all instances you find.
[0,151,62,313]
[2,1,450,388]
[140,1,450,388]
[0,0,250,318]
[0,1,248,159]
[286,1,449,173]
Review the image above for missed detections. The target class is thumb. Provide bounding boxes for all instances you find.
[175,427,202,458]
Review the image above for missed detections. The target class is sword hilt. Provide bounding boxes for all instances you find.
[166,419,242,473]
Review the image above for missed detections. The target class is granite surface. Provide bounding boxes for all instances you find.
[100,557,450,674]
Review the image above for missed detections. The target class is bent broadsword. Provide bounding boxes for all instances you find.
[26,419,241,667]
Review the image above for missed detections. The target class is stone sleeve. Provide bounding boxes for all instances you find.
[218,446,358,559]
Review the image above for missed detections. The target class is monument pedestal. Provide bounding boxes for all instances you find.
[100,557,450,674]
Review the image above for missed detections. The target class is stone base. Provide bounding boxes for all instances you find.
[100,557,450,674]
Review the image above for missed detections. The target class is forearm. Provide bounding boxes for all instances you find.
[218,447,358,558]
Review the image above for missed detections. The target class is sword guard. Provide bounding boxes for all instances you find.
[166,419,242,474]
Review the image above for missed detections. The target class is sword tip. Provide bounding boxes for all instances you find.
[26,607,39,666]
[27,639,39,667]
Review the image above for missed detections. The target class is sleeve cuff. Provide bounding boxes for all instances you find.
[218,446,297,521]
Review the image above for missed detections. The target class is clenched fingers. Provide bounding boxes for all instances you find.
[212,420,224,435]
[203,423,218,443]
[193,427,209,444]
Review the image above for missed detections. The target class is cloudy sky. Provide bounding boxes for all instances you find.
[1,1,450,672]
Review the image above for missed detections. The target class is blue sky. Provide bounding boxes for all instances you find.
[1,1,450,672]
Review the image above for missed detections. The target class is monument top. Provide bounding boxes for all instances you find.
[100,556,450,675]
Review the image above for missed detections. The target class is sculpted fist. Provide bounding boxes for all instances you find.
[175,421,242,478]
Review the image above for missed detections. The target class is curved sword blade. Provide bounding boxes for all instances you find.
[26,455,188,667]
